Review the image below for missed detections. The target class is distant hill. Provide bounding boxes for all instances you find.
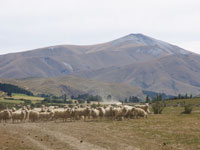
[0,76,144,100]
[0,33,200,96]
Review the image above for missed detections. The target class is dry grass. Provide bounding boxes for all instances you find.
[0,105,200,150]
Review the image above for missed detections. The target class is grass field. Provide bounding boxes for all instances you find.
[11,93,44,101]
[0,93,44,105]
[0,98,200,150]
[165,97,200,105]
[0,99,24,104]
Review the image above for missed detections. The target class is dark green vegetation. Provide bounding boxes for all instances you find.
[0,83,33,96]
[151,102,165,114]
[183,104,193,114]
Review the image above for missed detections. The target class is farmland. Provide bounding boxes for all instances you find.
[0,93,44,105]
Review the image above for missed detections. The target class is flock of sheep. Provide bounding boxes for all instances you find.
[0,103,150,123]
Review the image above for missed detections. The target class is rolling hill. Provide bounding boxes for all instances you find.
[0,76,144,100]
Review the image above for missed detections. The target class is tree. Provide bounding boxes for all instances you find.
[185,93,188,99]
[124,98,128,103]
[63,94,67,103]
[0,83,33,96]
[7,92,12,97]
[145,95,150,103]
[153,94,162,102]
[178,94,181,99]
[107,95,112,100]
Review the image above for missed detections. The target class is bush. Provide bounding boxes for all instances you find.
[152,102,164,114]
[4,97,15,100]
[182,104,193,114]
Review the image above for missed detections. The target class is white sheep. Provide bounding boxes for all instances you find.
[39,111,54,121]
[132,107,147,119]
[104,106,114,119]
[53,108,72,122]
[97,107,105,120]
[12,109,27,123]
[91,108,99,120]
[29,110,39,122]
[135,103,151,114]
[113,107,125,120]
[2,110,12,123]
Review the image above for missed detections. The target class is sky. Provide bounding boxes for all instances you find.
[0,0,200,55]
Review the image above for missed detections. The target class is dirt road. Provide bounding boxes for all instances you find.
[1,114,198,150]
[0,121,140,150]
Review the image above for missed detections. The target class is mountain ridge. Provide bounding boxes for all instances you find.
[0,33,199,96]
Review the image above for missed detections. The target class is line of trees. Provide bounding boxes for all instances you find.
[168,93,192,100]
[124,96,140,103]
[71,93,103,102]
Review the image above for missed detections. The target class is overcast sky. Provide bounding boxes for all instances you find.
[0,0,200,55]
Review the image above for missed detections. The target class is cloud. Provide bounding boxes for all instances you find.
[0,0,200,54]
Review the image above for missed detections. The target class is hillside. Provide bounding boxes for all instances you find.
[75,54,200,95]
[0,76,144,100]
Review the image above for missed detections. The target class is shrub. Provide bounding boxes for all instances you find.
[182,104,193,114]
[152,102,164,114]
[4,97,15,100]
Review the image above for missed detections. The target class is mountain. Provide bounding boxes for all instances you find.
[0,34,190,78]
[0,33,200,96]
[76,54,200,95]
[0,76,144,100]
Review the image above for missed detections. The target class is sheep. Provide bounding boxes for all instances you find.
[122,105,134,119]
[54,106,59,109]
[97,107,105,120]
[131,107,147,119]
[0,111,4,123]
[39,111,54,121]
[12,109,27,123]
[11,107,16,112]
[65,108,73,121]
[72,107,91,121]
[24,109,29,121]
[73,108,86,121]
[53,109,72,122]
[29,110,39,122]
[104,106,114,119]
[91,108,99,120]
[82,107,92,121]
[113,107,125,121]
[33,108,42,112]
[135,103,150,114]
[27,105,31,110]
[40,105,47,112]
[2,110,12,123]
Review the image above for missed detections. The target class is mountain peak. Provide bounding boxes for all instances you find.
[110,33,190,55]
[126,33,146,37]
[111,33,155,46]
